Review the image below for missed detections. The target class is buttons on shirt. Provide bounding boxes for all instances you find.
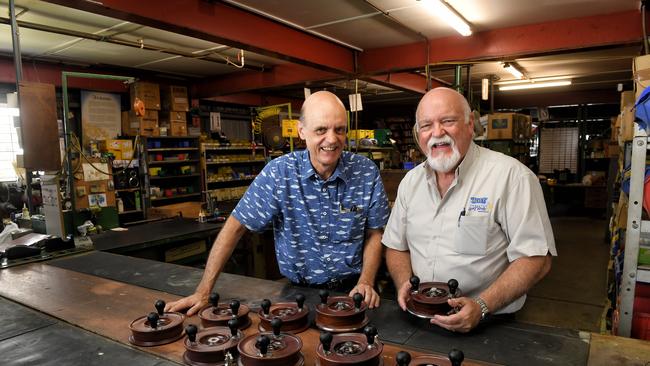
[322,212,327,216]
[322,187,327,193]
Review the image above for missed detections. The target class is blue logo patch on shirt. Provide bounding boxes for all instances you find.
[468,196,489,213]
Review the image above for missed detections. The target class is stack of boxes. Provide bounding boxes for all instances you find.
[486,113,532,141]
[160,86,189,136]
[123,81,160,136]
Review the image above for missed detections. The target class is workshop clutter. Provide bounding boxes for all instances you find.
[99,139,134,160]
[148,202,202,219]
[208,187,248,202]
[632,283,650,340]
[150,185,196,199]
[148,165,194,177]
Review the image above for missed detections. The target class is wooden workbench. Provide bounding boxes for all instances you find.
[0,251,613,365]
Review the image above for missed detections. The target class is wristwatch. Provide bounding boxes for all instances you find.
[474,297,490,321]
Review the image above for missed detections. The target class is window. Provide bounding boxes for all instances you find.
[0,105,23,182]
[539,127,579,174]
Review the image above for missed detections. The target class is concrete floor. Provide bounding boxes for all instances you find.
[516,216,610,332]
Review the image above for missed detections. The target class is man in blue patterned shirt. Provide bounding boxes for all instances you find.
[167,91,390,315]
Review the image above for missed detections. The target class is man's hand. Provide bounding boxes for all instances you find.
[165,292,209,317]
[429,297,482,333]
[396,281,412,311]
[349,282,380,309]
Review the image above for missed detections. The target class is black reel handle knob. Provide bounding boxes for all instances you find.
[295,293,306,310]
[409,276,420,292]
[448,279,459,296]
[271,317,283,336]
[319,289,329,305]
[209,292,220,307]
[364,325,377,345]
[320,331,333,353]
[353,293,363,310]
[396,351,412,366]
[185,324,198,343]
[154,299,165,315]
[261,299,271,315]
[147,312,159,329]
[256,335,270,356]
[449,348,464,366]
[227,318,239,337]
[230,299,240,317]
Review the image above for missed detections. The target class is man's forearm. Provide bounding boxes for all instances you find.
[385,247,412,288]
[195,215,248,295]
[358,229,383,285]
[479,254,552,313]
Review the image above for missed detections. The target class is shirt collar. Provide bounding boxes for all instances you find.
[299,150,349,183]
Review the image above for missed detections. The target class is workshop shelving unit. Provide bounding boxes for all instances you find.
[619,129,650,337]
[143,136,202,208]
[201,142,266,209]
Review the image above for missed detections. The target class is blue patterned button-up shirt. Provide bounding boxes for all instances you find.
[232,150,390,285]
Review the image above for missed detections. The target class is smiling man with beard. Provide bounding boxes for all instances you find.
[382,87,557,333]
[167,91,389,316]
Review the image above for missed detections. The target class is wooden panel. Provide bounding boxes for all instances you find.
[0,263,490,365]
[380,169,407,203]
[588,333,650,365]
[18,81,61,171]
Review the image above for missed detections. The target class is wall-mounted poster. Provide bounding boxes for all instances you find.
[81,91,121,143]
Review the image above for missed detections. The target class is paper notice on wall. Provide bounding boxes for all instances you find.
[210,112,222,132]
[81,91,121,142]
[82,163,109,182]
[349,93,363,112]
[88,193,107,207]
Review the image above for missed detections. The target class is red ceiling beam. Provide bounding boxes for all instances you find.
[43,0,355,75]
[364,72,448,94]
[360,10,642,74]
[205,93,303,110]
[193,63,338,97]
[0,58,129,92]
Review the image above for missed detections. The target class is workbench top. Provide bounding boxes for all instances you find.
[1,251,648,365]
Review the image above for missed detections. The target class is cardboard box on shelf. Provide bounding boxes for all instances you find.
[125,110,159,136]
[101,139,133,160]
[148,202,202,219]
[161,85,189,112]
[621,90,635,111]
[634,55,650,99]
[619,106,635,143]
[159,110,187,127]
[348,129,374,140]
[487,113,531,140]
[130,81,160,110]
[170,121,187,136]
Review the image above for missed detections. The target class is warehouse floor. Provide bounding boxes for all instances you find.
[517,216,610,332]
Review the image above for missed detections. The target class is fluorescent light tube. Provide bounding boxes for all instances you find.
[495,75,572,85]
[503,63,524,79]
[421,0,472,37]
[499,80,572,91]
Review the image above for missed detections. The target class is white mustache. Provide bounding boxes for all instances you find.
[427,135,454,149]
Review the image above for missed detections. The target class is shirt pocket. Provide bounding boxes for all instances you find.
[332,211,365,243]
[454,214,488,255]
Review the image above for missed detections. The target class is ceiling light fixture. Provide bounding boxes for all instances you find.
[495,75,573,85]
[503,62,524,79]
[499,80,572,91]
[419,0,472,37]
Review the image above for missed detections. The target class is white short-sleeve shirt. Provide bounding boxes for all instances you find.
[382,143,557,314]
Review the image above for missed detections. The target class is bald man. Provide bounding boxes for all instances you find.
[167,91,389,315]
[383,88,556,332]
